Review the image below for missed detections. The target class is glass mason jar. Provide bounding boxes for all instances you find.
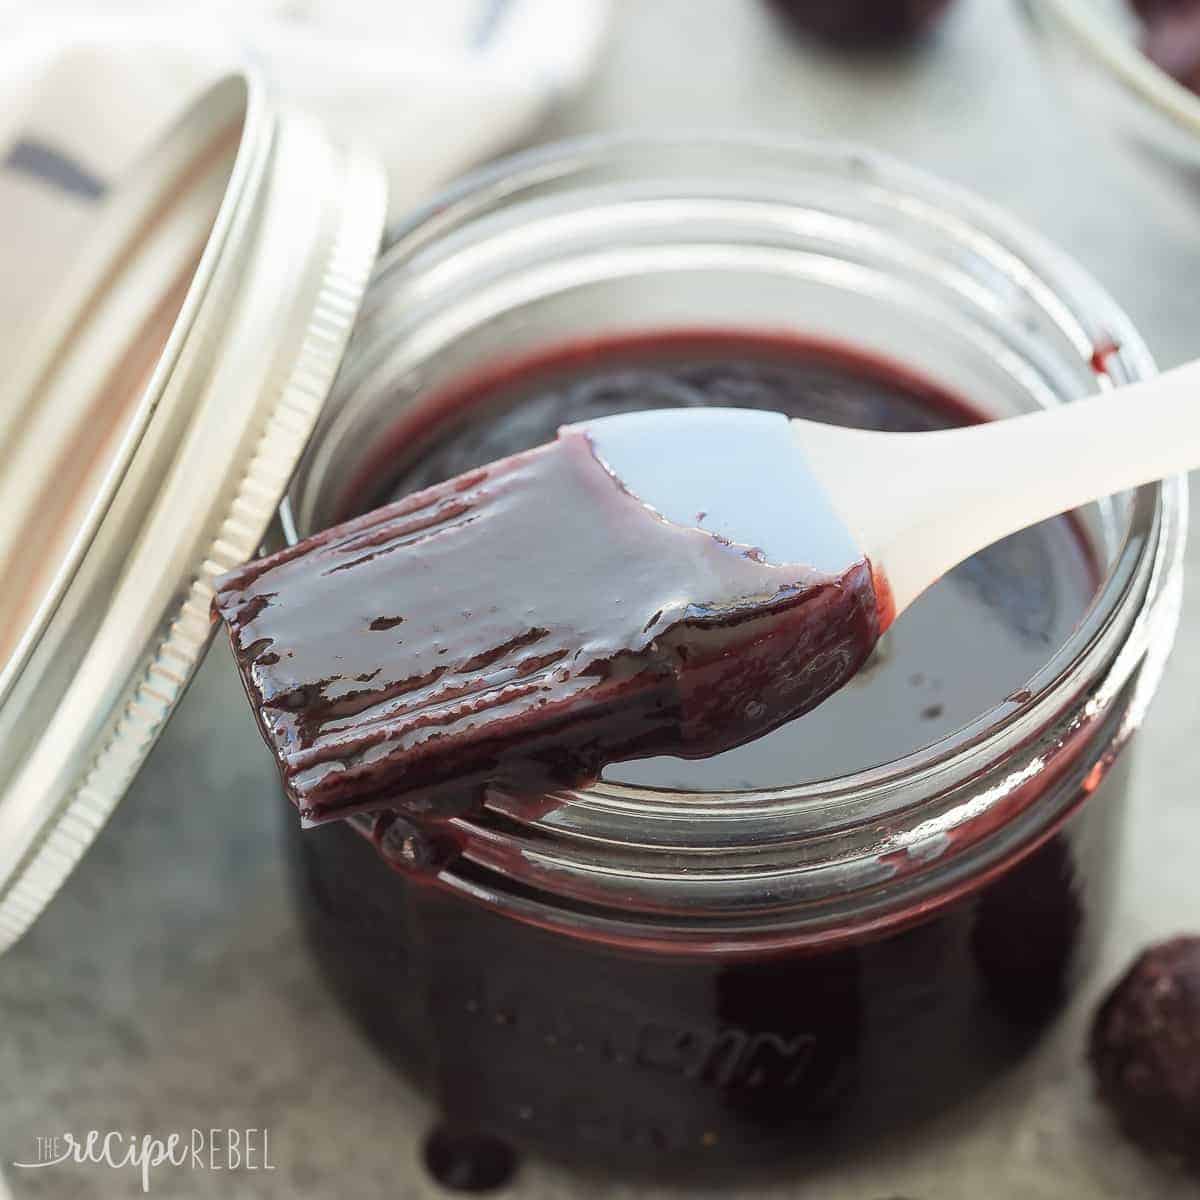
[277,135,1185,1176]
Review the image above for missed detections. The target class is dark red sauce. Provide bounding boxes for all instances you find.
[280,331,1117,1189]
[1090,936,1200,1170]
[215,420,884,825]
[342,331,1097,793]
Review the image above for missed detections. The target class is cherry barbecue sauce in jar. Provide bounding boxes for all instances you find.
[292,331,1115,1173]
[272,137,1184,1185]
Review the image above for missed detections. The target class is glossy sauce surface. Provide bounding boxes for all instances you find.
[216,421,882,825]
[365,332,1099,790]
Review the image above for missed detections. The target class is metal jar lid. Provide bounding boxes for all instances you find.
[0,70,387,952]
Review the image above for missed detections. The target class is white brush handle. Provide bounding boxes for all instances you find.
[795,359,1200,615]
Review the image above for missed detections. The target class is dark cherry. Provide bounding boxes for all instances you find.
[1132,0,1200,93]
[765,0,955,48]
[1089,936,1200,1171]
[1130,0,1193,19]
[423,1126,518,1193]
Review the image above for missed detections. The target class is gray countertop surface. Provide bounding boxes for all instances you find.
[3,2,1200,1197]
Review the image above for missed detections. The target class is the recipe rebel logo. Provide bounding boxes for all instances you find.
[12,1128,276,1193]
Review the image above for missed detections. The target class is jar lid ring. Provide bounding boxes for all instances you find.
[0,69,387,953]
